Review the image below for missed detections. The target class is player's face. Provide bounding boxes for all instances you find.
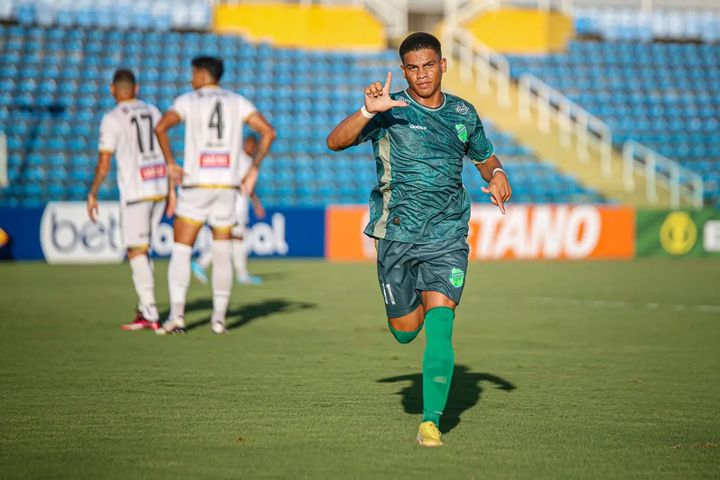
[401,49,446,99]
[109,83,138,102]
[191,67,203,89]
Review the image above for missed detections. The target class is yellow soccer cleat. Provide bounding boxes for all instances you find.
[416,421,444,447]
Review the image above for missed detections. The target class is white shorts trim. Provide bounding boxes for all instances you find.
[175,187,237,228]
[120,199,165,249]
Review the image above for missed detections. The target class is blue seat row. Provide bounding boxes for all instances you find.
[574,9,720,42]
[0,24,606,207]
[508,39,720,206]
[1,0,209,31]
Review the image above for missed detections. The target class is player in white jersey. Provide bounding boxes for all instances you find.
[86,69,172,331]
[154,56,275,334]
[191,134,266,286]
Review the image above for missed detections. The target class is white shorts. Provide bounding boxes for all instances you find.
[176,187,237,229]
[231,193,250,237]
[120,199,166,249]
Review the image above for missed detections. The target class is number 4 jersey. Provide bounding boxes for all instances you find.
[98,99,168,205]
[170,85,257,188]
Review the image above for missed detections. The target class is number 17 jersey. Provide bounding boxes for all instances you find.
[98,99,168,205]
[170,85,257,188]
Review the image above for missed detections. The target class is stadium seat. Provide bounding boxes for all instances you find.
[0,23,609,207]
[509,38,720,205]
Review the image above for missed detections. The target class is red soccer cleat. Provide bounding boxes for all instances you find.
[121,310,160,331]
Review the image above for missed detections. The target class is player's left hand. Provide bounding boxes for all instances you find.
[241,165,259,197]
[481,172,512,214]
[87,193,99,223]
[252,199,266,220]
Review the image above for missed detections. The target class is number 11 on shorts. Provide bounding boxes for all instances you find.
[381,283,396,305]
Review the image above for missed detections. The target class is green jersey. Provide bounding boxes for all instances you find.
[360,90,494,244]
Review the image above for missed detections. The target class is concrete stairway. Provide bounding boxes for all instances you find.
[443,58,681,208]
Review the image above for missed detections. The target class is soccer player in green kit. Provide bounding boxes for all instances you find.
[327,32,512,447]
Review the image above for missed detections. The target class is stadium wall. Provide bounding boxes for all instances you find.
[0,203,324,263]
[1,204,719,262]
[212,3,385,50]
[463,9,574,54]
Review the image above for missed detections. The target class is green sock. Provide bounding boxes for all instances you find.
[422,307,455,427]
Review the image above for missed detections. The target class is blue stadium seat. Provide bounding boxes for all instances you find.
[509,38,720,205]
[0,24,610,207]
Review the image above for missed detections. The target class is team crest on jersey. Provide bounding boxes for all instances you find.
[455,124,468,142]
[449,268,465,288]
[455,102,469,115]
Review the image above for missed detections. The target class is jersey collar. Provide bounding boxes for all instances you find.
[402,89,447,111]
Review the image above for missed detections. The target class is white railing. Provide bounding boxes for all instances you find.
[360,0,408,39]
[0,131,6,188]
[623,141,704,208]
[443,24,512,108]
[443,0,704,208]
[518,74,613,177]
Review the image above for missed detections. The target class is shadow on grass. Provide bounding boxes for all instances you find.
[175,298,316,331]
[377,365,516,433]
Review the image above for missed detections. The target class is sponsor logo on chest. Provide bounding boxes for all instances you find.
[200,152,230,168]
[140,163,167,181]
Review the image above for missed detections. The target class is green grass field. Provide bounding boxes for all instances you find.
[1,259,719,479]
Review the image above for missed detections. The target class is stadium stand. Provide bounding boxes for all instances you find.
[0,0,210,31]
[574,9,720,42]
[0,24,604,207]
[508,40,720,206]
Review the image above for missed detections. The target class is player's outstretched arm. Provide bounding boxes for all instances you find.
[154,111,183,184]
[246,113,276,170]
[477,154,512,214]
[86,151,112,223]
[241,113,276,196]
[327,72,407,151]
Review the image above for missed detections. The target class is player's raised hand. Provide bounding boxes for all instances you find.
[87,193,99,223]
[364,72,408,114]
[481,172,512,215]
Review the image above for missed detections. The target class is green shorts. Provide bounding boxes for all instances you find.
[376,236,470,318]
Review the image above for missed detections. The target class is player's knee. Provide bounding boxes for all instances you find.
[387,321,423,344]
[212,226,232,240]
[127,245,148,259]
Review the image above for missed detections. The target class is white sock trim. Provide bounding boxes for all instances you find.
[129,254,157,320]
[197,244,212,269]
[211,240,232,323]
[232,238,249,277]
[168,243,193,320]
